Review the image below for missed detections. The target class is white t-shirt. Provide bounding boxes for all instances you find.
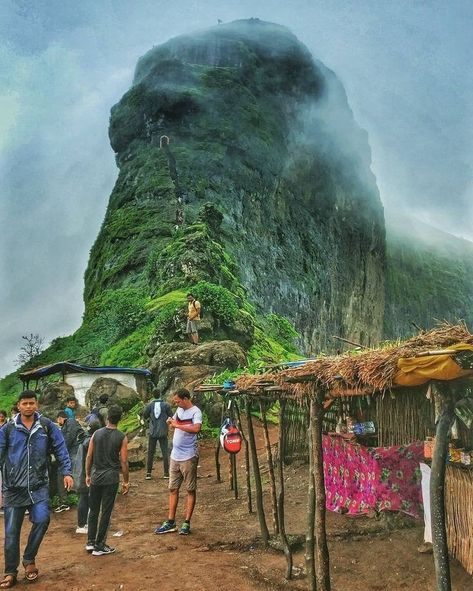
[171,406,203,461]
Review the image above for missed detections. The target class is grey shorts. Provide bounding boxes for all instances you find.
[186,319,199,334]
[169,457,198,492]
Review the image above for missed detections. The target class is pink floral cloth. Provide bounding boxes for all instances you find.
[323,435,423,517]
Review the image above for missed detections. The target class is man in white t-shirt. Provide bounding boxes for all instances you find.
[155,388,202,536]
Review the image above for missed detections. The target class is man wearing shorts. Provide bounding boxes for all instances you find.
[185,293,201,345]
[155,389,202,536]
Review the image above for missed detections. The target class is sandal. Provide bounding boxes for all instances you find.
[0,575,17,588]
[24,564,38,582]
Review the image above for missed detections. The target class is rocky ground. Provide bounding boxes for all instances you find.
[2,424,472,591]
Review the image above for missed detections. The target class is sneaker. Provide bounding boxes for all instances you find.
[92,544,116,556]
[163,474,170,479]
[54,504,70,513]
[145,473,152,480]
[85,543,95,553]
[179,522,191,536]
[76,525,88,534]
[154,520,177,534]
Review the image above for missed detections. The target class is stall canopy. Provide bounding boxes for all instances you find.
[19,362,151,383]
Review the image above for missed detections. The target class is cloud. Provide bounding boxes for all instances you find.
[1,0,472,377]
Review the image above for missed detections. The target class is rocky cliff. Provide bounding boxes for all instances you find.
[384,212,473,338]
[85,19,386,353]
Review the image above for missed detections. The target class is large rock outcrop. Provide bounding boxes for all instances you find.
[85,19,386,352]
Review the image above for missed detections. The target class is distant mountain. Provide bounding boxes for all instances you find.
[384,211,473,338]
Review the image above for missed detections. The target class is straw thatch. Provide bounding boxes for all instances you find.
[446,465,473,574]
[235,322,473,397]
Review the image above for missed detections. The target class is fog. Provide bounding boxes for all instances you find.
[1,0,472,377]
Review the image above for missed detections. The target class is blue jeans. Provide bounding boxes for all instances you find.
[3,501,50,576]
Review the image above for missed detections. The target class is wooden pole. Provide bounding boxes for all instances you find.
[246,396,269,546]
[235,401,253,513]
[277,399,293,579]
[311,394,331,591]
[260,399,279,534]
[430,382,455,591]
[306,402,316,591]
[231,453,238,499]
[215,401,225,483]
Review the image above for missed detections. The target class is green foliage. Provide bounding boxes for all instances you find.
[100,324,155,367]
[263,313,299,353]
[199,412,220,439]
[192,281,239,325]
[248,326,302,370]
[118,402,144,434]
[84,288,150,344]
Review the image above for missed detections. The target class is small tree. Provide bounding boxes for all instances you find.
[16,333,45,367]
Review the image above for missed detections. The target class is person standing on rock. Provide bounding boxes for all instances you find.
[0,390,73,587]
[142,389,173,480]
[85,405,129,556]
[155,388,202,536]
[185,293,201,345]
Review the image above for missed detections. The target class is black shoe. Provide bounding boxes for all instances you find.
[145,473,152,480]
[92,544,116,556]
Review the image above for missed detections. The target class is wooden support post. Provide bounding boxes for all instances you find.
[431,382,455,591]
[260,400,279,535]
[246,396,269,546]
[277,399,293,579]
[229,453,234,490]
[306,404,316,591]
[235,401,253,513]
[311,395,331,591]
[215,437,221,483]
[215,402,225,483]
[232,453,238,499]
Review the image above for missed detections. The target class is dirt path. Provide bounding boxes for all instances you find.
[2,431,473,591]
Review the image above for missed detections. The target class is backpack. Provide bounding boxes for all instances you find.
[85,406,106,427]
[194,301,203,319]
[5,416,54,454]
[219,418,242,454]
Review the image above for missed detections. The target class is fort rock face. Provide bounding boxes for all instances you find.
[85,19,386,352]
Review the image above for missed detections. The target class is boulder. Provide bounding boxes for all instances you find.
[127,435,147,467]
[149,340,246,399]
[85,377,140,412]
[39,381,75,419]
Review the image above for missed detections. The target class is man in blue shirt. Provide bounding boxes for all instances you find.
[0,391,72,587]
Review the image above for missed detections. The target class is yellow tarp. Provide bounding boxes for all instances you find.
[395,343,473,386]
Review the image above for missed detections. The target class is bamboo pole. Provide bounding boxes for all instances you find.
[246,396,269,546]
[232,453,239,499]
[235,401,253,513]
[311,394,331,591]
[305,404,316,591]
[215,437,221,482]
[277,399,293,579]
[431,382,455,591]
[260,399,279,535]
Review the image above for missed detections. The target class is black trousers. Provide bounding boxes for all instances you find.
[147,436,169,476]
[77,490,89,528]
[87,483,118,547]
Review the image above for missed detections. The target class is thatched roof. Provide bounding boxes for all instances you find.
[235,323,473,397]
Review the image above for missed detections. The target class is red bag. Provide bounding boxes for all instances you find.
[220,419,242,454]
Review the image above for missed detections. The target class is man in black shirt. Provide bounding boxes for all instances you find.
[142,389,173,480]
[85,405,129,556]
[55,410,85,513]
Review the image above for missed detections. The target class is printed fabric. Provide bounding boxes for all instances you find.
[323,435,423,518]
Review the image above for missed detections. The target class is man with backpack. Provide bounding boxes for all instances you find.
[185,293,201,345]
[54,411,86,513]
[0,391,72,587]
[142,388,173,480]
[86,394,109,428]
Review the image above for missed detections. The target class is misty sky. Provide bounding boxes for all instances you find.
[1,0,472,378]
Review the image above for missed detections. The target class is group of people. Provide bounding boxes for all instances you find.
[0,386,202,588]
